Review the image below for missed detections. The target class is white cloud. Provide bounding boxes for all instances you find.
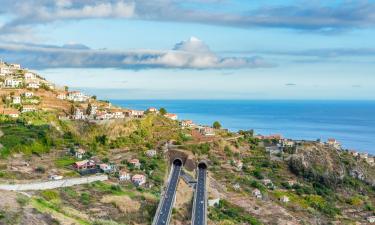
[0,37,273,70]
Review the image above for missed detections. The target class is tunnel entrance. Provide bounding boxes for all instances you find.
[198,162,207,169]
[173,158,183,166]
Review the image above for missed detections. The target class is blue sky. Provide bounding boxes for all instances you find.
[0,0,375,99]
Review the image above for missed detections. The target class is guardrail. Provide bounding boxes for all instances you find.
[0,175,108,191]
[152,159,182,225]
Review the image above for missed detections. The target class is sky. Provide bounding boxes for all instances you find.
[0,0,375,100]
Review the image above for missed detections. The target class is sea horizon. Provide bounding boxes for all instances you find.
[111,99,375,154]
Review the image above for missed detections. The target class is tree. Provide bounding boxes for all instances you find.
[86,103,92,115]
[92,95,97,100]
[159,107,167,115]
[64,86,69,92]
[213,121,222,129]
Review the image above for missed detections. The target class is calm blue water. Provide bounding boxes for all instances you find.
[111,100,375,153]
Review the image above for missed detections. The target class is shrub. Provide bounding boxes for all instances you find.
[80,192,91,205]
[41,190,59,201]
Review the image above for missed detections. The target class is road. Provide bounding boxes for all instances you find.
[0,175,108,191]
[153,160,182,225]
[192,164,207,225]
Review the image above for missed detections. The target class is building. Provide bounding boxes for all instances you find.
[233,160,243,171]
[75,148,86,159]
[146,149,157,157]
[73,160,96,170]
[199,126,215,136]
[359,152,369,160]
[327,138,341,149]
[0,67,12,75]
[24,72,36,79]
[67,91,88,102]
[119,171,131,181]
[111,109,125,119]
[132,174,146,186]
[21,106,36,113]
[2,109,19,118]
[128,159,141,168]
[27,82,40,89]
[164,113,178,120]
[280,196,290,203]
[4,78,22,88]
[72,108,85,120]
[180,120,195,128]
[24,92,34,98]
[56,93,67,100]
[252,188,262,199]
[9,63,21,69]
[128,110,144,118]
[208,198,220,207]
[12,96,21,104]
[147,107,158,113]
[367,216,375,223]
[99,164,113,173]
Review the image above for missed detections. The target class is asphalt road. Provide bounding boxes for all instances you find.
[154,161,182,225]
[192,166,207,225]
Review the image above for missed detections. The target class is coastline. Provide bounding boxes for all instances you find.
[111,99,375,154]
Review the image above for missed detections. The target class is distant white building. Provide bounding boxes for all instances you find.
[199,126,215,136]
[2,109,19,118]
[146,149,157,157]
[24,72,36,80]
[180,120,195,128]
[9,63,21,69]
[367,216,375,223]
[111,109,125,119]
[24,92,34,98]
[164,113,178,120]
[0,67,12,75]
[128,110,144,118]
[12,96,21,104]
[72,108,85,120]
[4,78,22,88]
[27,82,40,89]
[119,171,131,181]
[327,138,341,149]
[132,174,146,186]
[67,91,89,102]
[252,188,262,199]
[56,93,67,100]
[21,106,36,113]
[279,195,290,203]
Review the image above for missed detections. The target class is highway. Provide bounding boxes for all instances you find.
[192,163,207,225]
[153,159,182,225]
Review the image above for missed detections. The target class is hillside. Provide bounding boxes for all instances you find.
[1,62,375,225]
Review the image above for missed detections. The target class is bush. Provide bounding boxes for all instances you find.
[41,190,59,201]
[80,192,91,205]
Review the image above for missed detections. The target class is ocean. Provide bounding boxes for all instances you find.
[110,100,375,154]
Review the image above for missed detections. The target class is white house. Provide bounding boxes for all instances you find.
[12,96,21,104]
[21,106,36,113]
[119,171,131,181]
[27,82,40,89]
[180,120,195,128]
[24,92,34,98]
[67,91,89,102]
[0,67,12,75]
[75,148,86,159]
[279,195,290,203]
[147,107,158,113]
[208,198,221,207]
[128,110,144,118]
[132,174,146,186]
[327,138,341,149]
[252,188,262,199]
[2,109,19,118]
[24,72,36,80]
[72,108,85,120]
[164,113,178,120]
[5,78,22,88]
[99,163,113,173]
[199,126,215,136]
[9,64,21,69]
[111,109,125,119]
[128,158,141,168]
[367,216,375,223]
[56,93,67,100]
[146,149,157,157]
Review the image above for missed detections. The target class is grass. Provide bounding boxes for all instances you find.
[55,156,76,168]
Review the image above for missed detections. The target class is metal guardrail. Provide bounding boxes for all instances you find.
[152,160,182,225]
